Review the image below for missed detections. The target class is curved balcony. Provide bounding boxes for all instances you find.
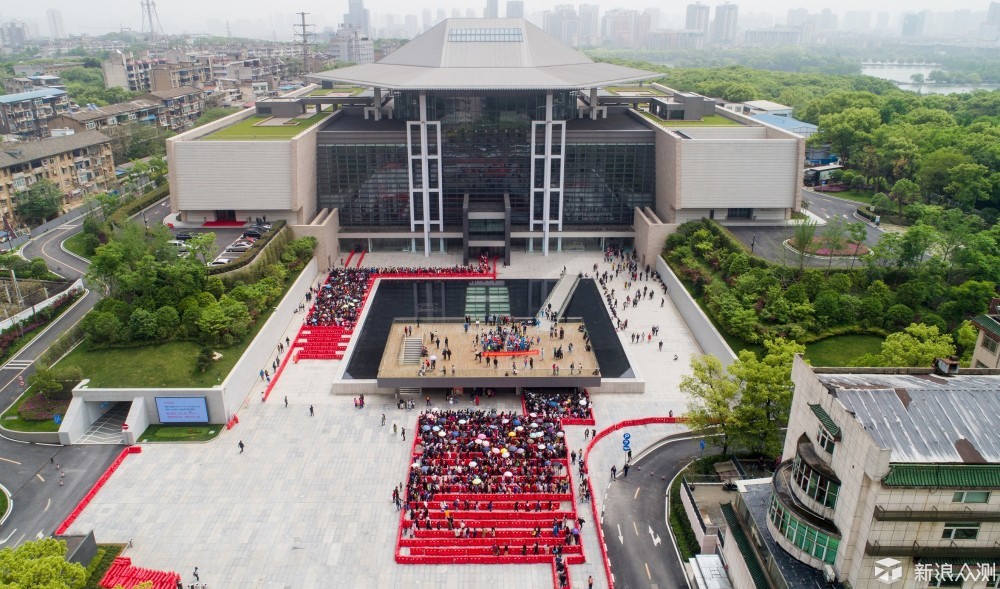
[767,461,842,568]
[789,434,841,519]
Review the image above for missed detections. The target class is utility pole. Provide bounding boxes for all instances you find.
[293,12,315,75]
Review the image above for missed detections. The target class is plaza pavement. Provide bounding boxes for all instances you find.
[67,249,700,588]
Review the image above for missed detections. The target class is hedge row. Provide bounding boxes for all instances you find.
[107,184,170,228]
[207,220,287,278]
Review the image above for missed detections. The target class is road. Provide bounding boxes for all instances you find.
[0,196,172,548]
[602,436,704,589]
[727,190,883,267]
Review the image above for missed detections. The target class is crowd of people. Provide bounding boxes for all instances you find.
[522,389,593,422]
[405,408,571,502]
[304,262,493,328]
[597,248,667,336]
[478,324,534,353]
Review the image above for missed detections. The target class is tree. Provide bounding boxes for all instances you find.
[945,163,993,210]
[910,73,925,84]
[681,354,740,455]
[889,178,921,216]
[821,217,847,273]
[185,232,218,264]
[814,107,881,165]
[0,537,87,589]
[875,323,956,367]
[15,179,63,226]
[917,148,972,196]
[848,222,867,269]
[728,338,805,457]
[792,219,817,273]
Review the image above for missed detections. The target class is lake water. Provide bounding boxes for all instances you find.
[861,63,1000,94]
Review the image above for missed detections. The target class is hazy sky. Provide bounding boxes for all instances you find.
[6,0,993,39]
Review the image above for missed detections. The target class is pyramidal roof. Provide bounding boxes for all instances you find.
[312,18,658,91]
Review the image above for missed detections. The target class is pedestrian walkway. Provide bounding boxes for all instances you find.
[67,249,704,588]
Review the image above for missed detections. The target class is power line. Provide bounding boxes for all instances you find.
[293,12,315,75]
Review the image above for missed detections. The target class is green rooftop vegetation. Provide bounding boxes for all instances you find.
[606,85,667,96]
[307,86,366,96]
[638,110,741,127]
[202,109,333,140]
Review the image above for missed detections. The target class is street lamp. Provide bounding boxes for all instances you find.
[751,233,757,254]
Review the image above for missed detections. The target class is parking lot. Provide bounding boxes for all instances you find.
[169,227,252,266]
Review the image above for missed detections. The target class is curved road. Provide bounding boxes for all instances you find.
[602,435,705,589]
[0,197,172,548]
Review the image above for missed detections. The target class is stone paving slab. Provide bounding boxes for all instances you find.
[69,250,704,588]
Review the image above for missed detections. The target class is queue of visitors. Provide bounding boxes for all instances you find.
[478,324,534,353]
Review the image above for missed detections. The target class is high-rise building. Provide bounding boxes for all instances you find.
[451,9,462,18]
[686,3,711,34]
[901,11,926,37]
[578,4,601,46]
[786,8,809,27]
[0,21,31,49]
[819,8,839,31]
[46,9,66,40]
[875,11,890,30]
[485,0,499,18]
[602,9,638,46]
[344,0,371,36]
[422,9,433,32]
[506,1,525,19]
[404,14,419,37]
[989,1,1000,25]
[711,3,739,44]
[545,5,581,46]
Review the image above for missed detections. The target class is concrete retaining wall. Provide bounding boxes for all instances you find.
[221,257,319,416]
[656,256,736,367]
[0,426,60,444]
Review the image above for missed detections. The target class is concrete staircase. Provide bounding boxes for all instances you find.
[401,337,423,364]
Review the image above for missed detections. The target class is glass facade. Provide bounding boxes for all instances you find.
[768,494,840,564]
[791,454,839,509]
[317,91,655,231]
[317,144,410,227]
[563,143,655,226]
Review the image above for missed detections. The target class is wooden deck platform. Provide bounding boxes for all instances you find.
[376,320,601,389]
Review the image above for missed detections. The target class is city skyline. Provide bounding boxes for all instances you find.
[1,0,994,38]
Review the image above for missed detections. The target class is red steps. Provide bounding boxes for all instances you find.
[99,556,180,589]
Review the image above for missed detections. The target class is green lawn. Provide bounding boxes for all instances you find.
[812,188,877,205]
[307,86,365,96]
[62,232,90,260]
[0,488,7,519]
[805,334,884,367]
[139,424,221,442]
[1,386,64,432]
[203,109,332,140]
[606,85,667,95]
[639,111,741,127]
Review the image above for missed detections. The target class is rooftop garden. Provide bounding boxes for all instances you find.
[637,110,741,127]
[307,86,366,96]
[202,108,333,140]
[605,85,667,95]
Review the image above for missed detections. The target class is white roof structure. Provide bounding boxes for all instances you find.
[312,19,658,91]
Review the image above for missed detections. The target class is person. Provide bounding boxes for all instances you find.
[193,567,199,582]
[309,405,314,416]
[284,395,288,408]
[611,465,617,479]
[381,413,386,426]
[393,423,398,435]
[622,463,630,478]
[238,440,245,454]
[402,428,406,441]
[588,575,594,589]
[658,341,663,352]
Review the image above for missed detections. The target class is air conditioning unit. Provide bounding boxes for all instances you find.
[823,564,836,583]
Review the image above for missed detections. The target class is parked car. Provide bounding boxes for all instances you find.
[175,232,194,241]
[208,260,228,266]
[242,229,263,239]
[226,244,250,253]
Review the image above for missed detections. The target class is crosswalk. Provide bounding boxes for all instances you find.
[3,360,31,370]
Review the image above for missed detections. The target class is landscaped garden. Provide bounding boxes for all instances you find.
[203,109,333,140]
[138,424,221,442]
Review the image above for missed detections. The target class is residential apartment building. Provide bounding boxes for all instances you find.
[723,356,1000,589]
[0,88,71,138]
[686,3,711,34]
[103,52,212,93]
[212,57,285,86]
[712,3,740,44]
[0,130,116,222]
[49,99,164,134]
[329,27,375,65]
[143,86,205,132]
[4,75,66,95]
[971,299,1000,369]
